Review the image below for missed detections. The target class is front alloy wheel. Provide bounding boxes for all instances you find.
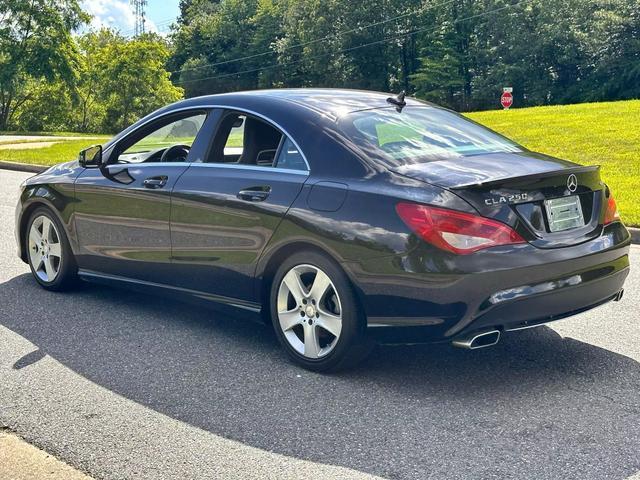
[28,214,62,283]
[26,207,77,291]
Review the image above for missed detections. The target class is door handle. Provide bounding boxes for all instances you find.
[143,176,168,189]
[237,186,271,202]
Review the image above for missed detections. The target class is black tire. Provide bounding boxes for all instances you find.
[25,207,78,291]
[270,250,373,372]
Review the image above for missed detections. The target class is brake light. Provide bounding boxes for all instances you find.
[604,194,620,224]
[396,203,526,255]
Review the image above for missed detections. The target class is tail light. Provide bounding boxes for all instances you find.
[396,202,526,255]
[604,194,620,224]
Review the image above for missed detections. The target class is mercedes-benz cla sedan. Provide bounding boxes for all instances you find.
[15,89,630,371]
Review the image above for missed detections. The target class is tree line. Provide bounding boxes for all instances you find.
[0,1,181,133]
[1,0,639,133]
[172,0,640,111]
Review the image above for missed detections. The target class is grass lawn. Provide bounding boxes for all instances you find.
[0,100,637,225]
[0,131,244,165]
[0,135,111,165]
[467,99,640,226]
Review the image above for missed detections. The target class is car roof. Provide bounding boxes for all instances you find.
[171,88,428,121]
[105,89,431,176]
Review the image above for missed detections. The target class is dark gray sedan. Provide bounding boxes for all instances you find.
[15,89,631,370]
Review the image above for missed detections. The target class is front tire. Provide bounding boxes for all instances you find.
[26,207,77,291]
[270,251,372,372]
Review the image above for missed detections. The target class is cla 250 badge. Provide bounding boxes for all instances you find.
[485,193,528,206]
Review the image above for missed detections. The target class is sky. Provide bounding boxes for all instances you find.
[81,0,181,36]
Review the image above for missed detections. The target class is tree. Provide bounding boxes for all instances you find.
[171,0,261,96]
[0,0,88,130]
[585,0,640,101]
[10,79,73,131]
[73,29,124,132]
[93,33,184,132]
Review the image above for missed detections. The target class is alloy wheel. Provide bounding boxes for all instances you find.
[28,215,62,283]
[276,264,343,359]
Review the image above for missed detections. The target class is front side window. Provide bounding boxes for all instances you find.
[117,113,207,164]
[338,106,522,167]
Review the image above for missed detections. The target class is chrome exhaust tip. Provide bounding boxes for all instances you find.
[452,330,501,350]
[614,289,624,302]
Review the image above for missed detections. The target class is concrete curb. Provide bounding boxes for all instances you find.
[0,161,638,244]
[0,430,93,480]
[0,161,46,174]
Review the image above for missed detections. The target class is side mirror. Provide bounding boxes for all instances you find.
[79,145,103,168]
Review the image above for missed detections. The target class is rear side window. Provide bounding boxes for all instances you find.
[338,106,522,167]
[207,111,307,171]
[275,137,307,171]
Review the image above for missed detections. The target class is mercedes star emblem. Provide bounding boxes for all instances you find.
[567,174,578,193]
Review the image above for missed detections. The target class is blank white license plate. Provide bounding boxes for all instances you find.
[544,195,585,232]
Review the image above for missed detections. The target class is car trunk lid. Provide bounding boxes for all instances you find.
[390,152,606,248]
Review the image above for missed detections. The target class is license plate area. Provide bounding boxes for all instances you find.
[544,195,585,232]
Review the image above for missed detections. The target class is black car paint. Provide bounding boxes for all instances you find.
[169,164,307,301]
[73,163,189,284]
[15,89,631,344]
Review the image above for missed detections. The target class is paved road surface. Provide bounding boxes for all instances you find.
[1,169,638,480]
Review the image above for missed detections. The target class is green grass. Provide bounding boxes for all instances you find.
[226,130,243,148]
[126,136,197,153]
[466,99,640,226]
[0,137,111,165]
[0,131,107,137]
[0,129,242,165]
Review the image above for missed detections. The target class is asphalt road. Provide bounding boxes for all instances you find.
[1,169,639,480]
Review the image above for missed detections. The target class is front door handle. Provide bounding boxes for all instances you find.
[143,176,168,189]
[237,186,271,202]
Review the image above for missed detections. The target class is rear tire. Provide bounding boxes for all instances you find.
[270,251,373,372]
[26,207,77,291]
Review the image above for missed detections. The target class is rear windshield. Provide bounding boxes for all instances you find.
[337,106,523,167]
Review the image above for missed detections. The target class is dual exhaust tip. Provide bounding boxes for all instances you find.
[451,287,625,350]
[452,329,501,350]
[451,289,624,350]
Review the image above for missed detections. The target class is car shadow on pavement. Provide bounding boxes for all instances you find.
[1,273,639,480]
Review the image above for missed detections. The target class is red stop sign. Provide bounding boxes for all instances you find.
[501,91,513,109]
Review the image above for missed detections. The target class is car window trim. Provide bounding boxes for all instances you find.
[102,159,308,176]
[104,105,310,172]
[187,162,309,176]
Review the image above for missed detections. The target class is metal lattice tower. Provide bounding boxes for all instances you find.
[130,0,148,36]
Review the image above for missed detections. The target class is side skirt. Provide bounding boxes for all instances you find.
[77,269,263,318]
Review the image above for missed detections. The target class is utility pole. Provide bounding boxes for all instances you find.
[130,0,148,37]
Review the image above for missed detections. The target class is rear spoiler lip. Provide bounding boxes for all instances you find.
[450,165,601,190]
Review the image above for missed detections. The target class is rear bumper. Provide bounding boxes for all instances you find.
[459,262,628,335]
[355,222,631,343]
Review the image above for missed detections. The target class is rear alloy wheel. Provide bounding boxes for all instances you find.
[270,251,373,371]
[26,208,77,291]
[277,264,343,359]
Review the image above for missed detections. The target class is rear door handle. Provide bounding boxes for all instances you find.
[237,186,271,202]
[143,176,168,189]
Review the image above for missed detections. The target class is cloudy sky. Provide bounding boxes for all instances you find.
[81,0,180,36]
